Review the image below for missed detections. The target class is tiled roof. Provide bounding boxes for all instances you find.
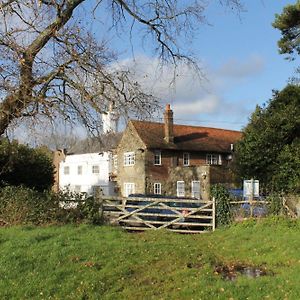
[68,132,122,154]
[131,120,242,153]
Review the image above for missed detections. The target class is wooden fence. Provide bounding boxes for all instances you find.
[100,196,215,233]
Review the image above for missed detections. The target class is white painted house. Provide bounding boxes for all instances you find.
[54,108,121,196]
[59,152,116,196]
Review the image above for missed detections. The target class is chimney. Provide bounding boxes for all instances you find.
[102,102,119,134]
[164,104,174,143]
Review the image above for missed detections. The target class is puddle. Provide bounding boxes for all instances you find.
[214,263,273,281]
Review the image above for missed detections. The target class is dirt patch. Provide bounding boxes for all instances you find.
[214,263,273,281]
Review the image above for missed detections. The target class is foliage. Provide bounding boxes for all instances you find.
[235,84,300,193]
[0,139,54,191]
[0,185,58,225]
[273,1,300,59]
[211,184,232,226]
[55,190,103,225]
[266,193,284,216]
[2,218,300,299]
[0,186,102,225]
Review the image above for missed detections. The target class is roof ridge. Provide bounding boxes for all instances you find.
[130,119,241,133]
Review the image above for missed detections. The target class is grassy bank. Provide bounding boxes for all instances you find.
[1,217,300,299]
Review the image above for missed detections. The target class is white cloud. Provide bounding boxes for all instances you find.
[117,54,265,129]
[173,95,220,115]
[217,55,265,78]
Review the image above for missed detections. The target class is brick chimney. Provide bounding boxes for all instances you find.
[164,104,174,143]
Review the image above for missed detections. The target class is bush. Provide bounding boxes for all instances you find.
[211,184,232,227]
[54,190,103,225]
[0,185,58,225]
[0,186,103,226]
[266,193,284,216]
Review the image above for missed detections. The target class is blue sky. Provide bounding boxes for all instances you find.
[89,0,299,131]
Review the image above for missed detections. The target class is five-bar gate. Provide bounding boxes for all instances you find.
[102,196,215,233]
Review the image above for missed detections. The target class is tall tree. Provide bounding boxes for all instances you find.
[273,1,300,59]
[235,84,300,193]
[0,0,242,136]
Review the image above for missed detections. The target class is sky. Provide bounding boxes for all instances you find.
[8,0,299,145]
[90,0,299,132]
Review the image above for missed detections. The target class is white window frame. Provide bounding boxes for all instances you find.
[206,154,222,165]
[77,165,82,175]
[92,165,100,174]
[154,183,162,195]
[63,166,70,175]
[191,181,201,199]
[177,181,185,197]
[154,150,161,165]
[183,152,190,166]
[124,183,135,197]
[124,152,135,166]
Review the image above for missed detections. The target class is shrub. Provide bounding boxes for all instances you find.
[0,185,58,225]
[211,184,232,227]
[0,186,103,226]
[54,190,103,225]
[266,193,284,216]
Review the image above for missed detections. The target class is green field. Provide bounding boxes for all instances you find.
[1,217,300,299]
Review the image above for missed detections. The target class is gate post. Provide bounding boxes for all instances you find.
[212,197,216,231]
[95,187,104,223]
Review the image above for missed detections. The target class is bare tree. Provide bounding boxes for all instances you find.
[0,0,242,136]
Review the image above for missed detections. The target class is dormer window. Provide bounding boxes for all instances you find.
[154,150,161,165]
[183,152,190,166]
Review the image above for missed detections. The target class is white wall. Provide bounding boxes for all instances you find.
[59,152,116,196]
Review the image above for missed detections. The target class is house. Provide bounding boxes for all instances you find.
[52,104,122,196]
[116,104,242,200]
[53,133,122,196]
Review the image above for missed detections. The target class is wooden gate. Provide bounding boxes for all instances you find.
[102,196,215,233]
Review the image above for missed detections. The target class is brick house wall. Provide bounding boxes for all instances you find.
[116,105,241,199]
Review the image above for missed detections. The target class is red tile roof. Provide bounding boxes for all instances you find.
[131,120,242,153]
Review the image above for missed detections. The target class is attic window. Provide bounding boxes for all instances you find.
[124,152,135,166]
[206,154,222,165]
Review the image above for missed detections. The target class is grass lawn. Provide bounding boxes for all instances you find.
[1,217,300,299]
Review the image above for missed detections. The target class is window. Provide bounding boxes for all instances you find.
[206,154,222,165]
[74,185,81,193]
[63,166,70,175]
[154,183,161,195]
[92,165,100,174]
[124,183,135,197]
[124,152,135,166]
[77,165,82,175]
[191,181,200,199]
[183,152,190,166]
[154,151,161,165]
[177,181,185,197]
